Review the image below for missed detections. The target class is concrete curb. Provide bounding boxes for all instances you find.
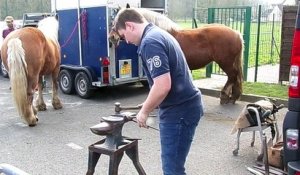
[199,87,288,107]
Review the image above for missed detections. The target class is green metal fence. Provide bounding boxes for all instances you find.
[249,5,282,82]
[206,7,251,80]
[193,5,282,82]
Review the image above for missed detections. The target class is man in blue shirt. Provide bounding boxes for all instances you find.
[113,8,204,175]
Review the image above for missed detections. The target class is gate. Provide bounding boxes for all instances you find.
[193,6,282,83]
[204,7,251,80]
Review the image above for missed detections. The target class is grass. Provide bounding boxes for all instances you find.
[242,82,288,100]
[191,69,206,80]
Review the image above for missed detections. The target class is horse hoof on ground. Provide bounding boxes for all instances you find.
[220,91,231,105]
[28,116,38,127]
[220,100,229,105]
[229,99,236,104]
[28,123,37,127]
[52,101,63,110]
[220,96,230,105]
[36,103,47,111]
[53,103,63,110]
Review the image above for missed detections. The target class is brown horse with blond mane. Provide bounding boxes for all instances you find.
[1,16,62,126]
[109,7,244,104]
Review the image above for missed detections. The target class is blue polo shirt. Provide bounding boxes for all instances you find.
[137,23,203,123]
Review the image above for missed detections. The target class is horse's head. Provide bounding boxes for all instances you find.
[108,26,122,47]
[108,3,181,47]
[108,5,128,47]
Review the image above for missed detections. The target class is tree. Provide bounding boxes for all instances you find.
[0,0,50,20]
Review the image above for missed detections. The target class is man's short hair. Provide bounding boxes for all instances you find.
[114,8,145,31]
[5,16,14,24]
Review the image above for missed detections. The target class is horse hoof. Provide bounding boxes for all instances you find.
[220,99,229,105]
[28,118,38,127]
[28,124,36,127]
[36,104,47,111]
[53,102,63,110]
[229,99,236,104]
[220,94,230,105]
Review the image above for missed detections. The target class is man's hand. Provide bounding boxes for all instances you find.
[136,110,149,128]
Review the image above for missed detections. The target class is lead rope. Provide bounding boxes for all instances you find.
[81,10,88,40]
[60,10,87,48]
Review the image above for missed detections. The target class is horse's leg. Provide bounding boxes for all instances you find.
[51,67,63,110]
[35,76,47,111]
[230,66,243,104]
[230,79,242,104]
[228,39,243,104]
[220,79,232,105]
[32,105,38,116]
[25,81,39,126]
[222,72,242,104]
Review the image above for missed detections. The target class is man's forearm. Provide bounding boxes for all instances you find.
[141,73,171,114]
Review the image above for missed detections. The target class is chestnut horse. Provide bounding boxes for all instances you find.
[109,8,244,104]
[1,17,62,126]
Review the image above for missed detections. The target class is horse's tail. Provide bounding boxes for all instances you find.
[7,38,28,119]
[233,31,244,95]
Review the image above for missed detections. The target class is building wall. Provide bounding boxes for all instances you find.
[279,5,298,82]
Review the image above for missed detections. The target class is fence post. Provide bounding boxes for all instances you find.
[271,14,275,64]
[206,8,214,78]
[243,7,252,81]
[192,8,195,29]
[254,5,262,82]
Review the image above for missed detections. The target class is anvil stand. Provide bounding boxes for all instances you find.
[86,102,146,175]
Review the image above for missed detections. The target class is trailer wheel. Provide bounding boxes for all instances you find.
[59,69,75,94]
[75,72,93,99]
[1,61,9,78]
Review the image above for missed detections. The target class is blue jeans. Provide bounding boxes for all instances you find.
[159,118,199,175]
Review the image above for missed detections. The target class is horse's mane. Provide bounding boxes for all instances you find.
[134,8,181,32]
[37,17,59,44]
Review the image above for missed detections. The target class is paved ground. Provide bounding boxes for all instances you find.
[0,74,288,175]
[247,64,280,84]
